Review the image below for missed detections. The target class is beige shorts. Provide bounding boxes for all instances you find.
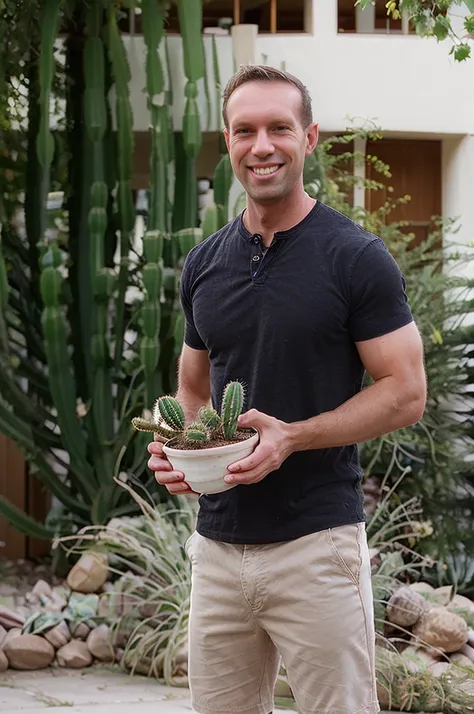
[185,522,379,714]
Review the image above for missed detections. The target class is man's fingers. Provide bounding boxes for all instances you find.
[151,467,184,484]
[227,444,267,474]
[148,441,165,456]
[164,481,195,495]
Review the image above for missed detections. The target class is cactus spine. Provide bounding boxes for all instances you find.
[221,382,244,440]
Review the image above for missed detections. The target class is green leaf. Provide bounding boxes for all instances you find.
[354,0,373,8]
[464,14,474,34]
[454,43,471,61]
[464,1,474,14]
[0,496,54,540]
[433,16,450,42]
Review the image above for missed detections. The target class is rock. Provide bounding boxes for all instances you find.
[71,622,91,641]
[430,660,450,677]
[0,605,25,630]
[3,634,55,670]
[87,624,114,662]
[402,645,441,673]
[0,624,7,648]
[451,652,474,669]
[459,642,474,663]
[447,594,474,619]
[67,552,108,594]
[98,591,135,619]
[0,650,9,672]
[0,649,8,672]
[409,582,435,596]
[173,647,188,677]
[468,629,474,648]
[386,586,427,627]
[3,628,22,647]
[412,606,469,653]
[32,579,53,599]
[56,640,93,669]
[44,621,71,649]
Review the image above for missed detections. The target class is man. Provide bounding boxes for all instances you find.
[148,65,426,714]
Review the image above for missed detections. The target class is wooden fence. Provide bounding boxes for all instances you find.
[0,434,51,560]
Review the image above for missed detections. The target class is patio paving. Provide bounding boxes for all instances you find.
[0,666,407,714]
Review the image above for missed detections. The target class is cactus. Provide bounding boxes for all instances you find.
[132,380,246,448]
[155,396,186,432]
[221,381,244,440]
[0,0,227,537]
[198,406,220,431]
[185,422,209,443]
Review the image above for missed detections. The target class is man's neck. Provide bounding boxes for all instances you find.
[243,189,316,247]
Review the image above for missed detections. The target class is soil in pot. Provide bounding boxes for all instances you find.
[168,429,254,451]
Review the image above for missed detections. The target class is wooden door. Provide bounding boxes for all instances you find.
[366,139,442,246]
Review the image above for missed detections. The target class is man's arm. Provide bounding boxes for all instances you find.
[225,322,426,484]
[288,321,426,451]
[175,343,211,425]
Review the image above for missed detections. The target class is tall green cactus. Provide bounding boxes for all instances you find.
[107,6,134,375]
[0,0,215,539]
[176,0,205,229]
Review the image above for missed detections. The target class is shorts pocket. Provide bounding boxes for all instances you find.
[327,523,363,586]
[184,530,197,559]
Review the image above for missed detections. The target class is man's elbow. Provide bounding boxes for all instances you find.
[399,380,427,427]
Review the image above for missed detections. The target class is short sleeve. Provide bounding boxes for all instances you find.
[349,238,413,342]
[179,253,207,350]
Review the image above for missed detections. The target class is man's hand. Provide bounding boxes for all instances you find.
[147,440,195,495]
[224,409,293,486]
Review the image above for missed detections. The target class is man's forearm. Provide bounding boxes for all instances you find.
[175,386,211,426]
[287,376,426,453]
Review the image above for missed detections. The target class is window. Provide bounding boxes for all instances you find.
[160,1,307,35]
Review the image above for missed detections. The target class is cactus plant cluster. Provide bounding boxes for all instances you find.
[0,0,221,538]
[132,381,246,447]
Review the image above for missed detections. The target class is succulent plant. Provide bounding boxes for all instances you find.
[131,381,245,446]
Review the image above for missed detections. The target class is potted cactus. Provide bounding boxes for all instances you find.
[132,381,259,494]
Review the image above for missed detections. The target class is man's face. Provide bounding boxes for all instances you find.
[224,81,318,204]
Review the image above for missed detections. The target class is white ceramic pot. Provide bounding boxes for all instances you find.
[163,431,259,495]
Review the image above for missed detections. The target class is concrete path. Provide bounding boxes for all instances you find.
[0,666,400,714]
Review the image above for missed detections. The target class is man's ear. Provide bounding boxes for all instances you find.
[223,128,230,152]
[305,123,319,156]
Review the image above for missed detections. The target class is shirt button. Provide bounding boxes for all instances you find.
[253,238,259,244]
[252,255,260,262]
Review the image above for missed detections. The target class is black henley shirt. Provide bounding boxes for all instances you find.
[179,201,414,544]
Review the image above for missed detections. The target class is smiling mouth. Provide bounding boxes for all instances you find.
[249,165,282,176]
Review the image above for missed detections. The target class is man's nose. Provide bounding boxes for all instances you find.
[251,130,275,157]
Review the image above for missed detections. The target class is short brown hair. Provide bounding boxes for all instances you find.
[222,65,313,130]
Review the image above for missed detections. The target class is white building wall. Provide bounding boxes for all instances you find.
[124,0,474,136]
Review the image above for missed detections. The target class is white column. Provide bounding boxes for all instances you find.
[231,24,258,67]
[353,136,367,210]
[441,136,474,425]
[442,136,474,279]
[401,9,410,35]
[355,1,375,34]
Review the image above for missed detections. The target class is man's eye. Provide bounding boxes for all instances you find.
[275,126,288,131]
[236,128,250,134]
